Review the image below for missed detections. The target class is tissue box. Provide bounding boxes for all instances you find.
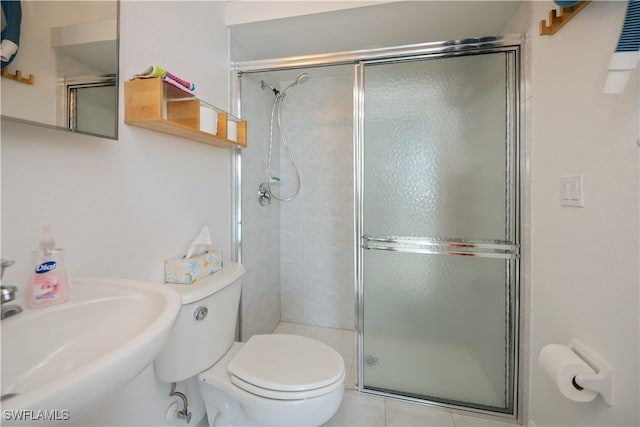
[164,250,223,284]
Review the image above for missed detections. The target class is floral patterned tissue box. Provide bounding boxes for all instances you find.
[164,250,223,284]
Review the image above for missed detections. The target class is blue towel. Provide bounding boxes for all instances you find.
[1,0,21,68]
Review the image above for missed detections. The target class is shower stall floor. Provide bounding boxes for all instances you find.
[272,322,502,407]
[272,322,517,427]
[363,334,504,409]
[273,321,356,389]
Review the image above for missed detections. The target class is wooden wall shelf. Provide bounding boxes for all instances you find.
[124,78,246,148]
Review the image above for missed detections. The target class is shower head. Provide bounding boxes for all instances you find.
[281,73,309,98]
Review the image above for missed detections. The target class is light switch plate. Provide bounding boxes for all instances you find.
[561,175,584,207]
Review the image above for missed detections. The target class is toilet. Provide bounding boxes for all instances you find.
[154,263,345,427]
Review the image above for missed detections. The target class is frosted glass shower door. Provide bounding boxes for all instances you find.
[360,51,519,413]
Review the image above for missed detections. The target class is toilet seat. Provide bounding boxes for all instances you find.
[225,334,345,400]
[230,369,346,400]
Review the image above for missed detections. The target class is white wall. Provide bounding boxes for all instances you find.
[528,2,639,426]
[1,1,230,425]
[225,0,393,26]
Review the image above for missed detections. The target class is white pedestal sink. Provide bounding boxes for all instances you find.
[1,278,180,424]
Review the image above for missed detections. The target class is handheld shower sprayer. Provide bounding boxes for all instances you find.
[281,73,309,99]
[258,72,310,205]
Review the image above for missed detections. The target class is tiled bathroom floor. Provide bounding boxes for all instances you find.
[325,392,519,427]
[273,322,519,427]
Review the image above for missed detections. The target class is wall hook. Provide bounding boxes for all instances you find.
[539,1,591,36]
[1,67,35,84]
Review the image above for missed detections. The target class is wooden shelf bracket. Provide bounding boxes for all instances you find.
[1,67,35,84]
[539,1,591,36]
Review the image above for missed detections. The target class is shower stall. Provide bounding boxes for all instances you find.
[233,36,521,417]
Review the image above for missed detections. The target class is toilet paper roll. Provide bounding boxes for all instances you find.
[539,344,598,403]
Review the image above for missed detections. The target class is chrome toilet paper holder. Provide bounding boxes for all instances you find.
[569,339,614,406]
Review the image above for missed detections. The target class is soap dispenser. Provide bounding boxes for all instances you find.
[26,225,69,308]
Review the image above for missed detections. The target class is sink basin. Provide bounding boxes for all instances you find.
[1,278,180,421]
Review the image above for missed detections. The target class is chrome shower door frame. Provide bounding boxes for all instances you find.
[354,42,521,419]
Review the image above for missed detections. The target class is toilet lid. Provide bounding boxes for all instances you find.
[227,334,345,396]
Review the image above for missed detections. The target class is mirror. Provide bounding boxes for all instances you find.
[1,1,119,139]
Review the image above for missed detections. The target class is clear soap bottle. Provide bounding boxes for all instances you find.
[26,225,70,308]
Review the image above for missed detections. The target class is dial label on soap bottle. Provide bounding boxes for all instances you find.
[35,261,57,273]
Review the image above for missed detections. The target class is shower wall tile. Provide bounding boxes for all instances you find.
[234,33,283,339]
[240,87,282,338]
[279,74,355,330]
[237,64,355,334]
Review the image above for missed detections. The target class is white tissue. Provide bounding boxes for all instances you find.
[227,120,238,142]
[185,226,212,259]
[200,106,218,134]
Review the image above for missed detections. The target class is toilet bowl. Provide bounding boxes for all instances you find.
[199,335,345,426]
[154,263,345,427]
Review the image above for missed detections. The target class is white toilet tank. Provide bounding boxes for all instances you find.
[155,263,245,383]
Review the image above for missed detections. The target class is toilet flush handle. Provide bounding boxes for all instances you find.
[194,306,208,321]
